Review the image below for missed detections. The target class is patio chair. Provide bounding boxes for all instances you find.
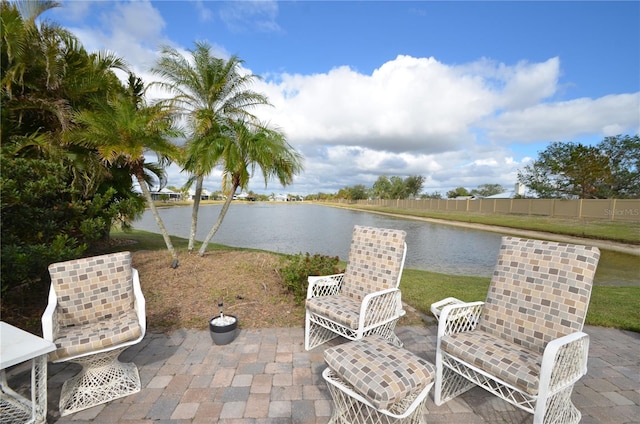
[433,236,600,424]
[305,225,407,351]
[42,251,146,416]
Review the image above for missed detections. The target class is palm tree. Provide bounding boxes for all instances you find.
[198,119,303,256]
[68,75,184,267]
[151,41,270,253]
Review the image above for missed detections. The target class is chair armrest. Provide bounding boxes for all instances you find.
[539,332,590,394]
[41,284,59,342]
[359,288,403,329]
[132,268,146,337]
[430,297,464,320]
[307,273,344,299]
[437,301,484,337]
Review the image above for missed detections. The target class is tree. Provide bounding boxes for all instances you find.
[404,175,425,198]
[350,184,368,200]
[389,176,406,199]
[68,75,183,267]
[421,192,443,199]
[372,175,392,199]
[518,135,639,199]
[370,175,424,199]
[597,135,640,198]
[471,183,504,197]
[337,185,368,200]
[152,42,270,253]
[197,120,303,256]
[446,187,470,198]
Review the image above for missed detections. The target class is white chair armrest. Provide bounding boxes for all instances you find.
[41,284,59,342]
[358,288,403,329]
[307,273,344,299]
[539,331,590,394]
[132,268,146,337]
[430,297,465,320]
[437,301,484,337]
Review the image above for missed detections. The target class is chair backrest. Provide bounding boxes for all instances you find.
[479,237,600,354]
[48,251,135,327]
[341,225,407,301]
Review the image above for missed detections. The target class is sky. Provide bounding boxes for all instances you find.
[50,1,640,197]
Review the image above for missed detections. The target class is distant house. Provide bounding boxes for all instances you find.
[484,183,528,199]
[150,188,182,201]
[270,194,289,202]
[189,188,210,201]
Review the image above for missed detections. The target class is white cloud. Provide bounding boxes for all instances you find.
[500,58,560,110]
[257,56,496,154]
[485,93,640,142]
[55,1,91,21]
[218,0,281,33]
[193,0,215,23]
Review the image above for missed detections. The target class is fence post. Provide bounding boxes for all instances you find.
[611,199,616,222]
[578,199,583,219]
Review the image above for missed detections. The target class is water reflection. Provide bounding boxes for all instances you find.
[133,203,638,286]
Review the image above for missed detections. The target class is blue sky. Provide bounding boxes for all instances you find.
[52,1,639,196]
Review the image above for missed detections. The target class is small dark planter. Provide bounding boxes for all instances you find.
[209,315,238,345]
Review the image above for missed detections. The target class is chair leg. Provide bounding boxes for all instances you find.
[305,313,340,351]
[59,347,140,416]
[434,365,476,406]
[534,385,581,424]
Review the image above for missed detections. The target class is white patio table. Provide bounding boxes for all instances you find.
[1,321,56,424]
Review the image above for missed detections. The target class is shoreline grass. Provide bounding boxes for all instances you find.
[319,202,640,246]
[111,229,640,333]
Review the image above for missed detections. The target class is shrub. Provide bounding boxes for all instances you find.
[279,252,342,302]
[0,156,136,294]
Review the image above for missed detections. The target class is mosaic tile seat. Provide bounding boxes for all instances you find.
[42,251,146,416]
[305,225,407,351]
[323,335,435,423]
[433,237,600,424]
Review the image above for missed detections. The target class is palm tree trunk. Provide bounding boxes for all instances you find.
[188,175,204,253]
[136,176,179,268]
[198,182,238,257]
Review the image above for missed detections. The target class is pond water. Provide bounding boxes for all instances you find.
[133,202,638,286]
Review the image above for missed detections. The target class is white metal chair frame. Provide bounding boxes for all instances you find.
[42,253,146,416]
[323,368,433,424]
[304,226,407,351]
[433,237,600,424]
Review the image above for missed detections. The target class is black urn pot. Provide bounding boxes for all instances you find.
[209,315,238,345]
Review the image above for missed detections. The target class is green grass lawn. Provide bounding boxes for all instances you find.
[112,229,640,332]
[330,204,640,244]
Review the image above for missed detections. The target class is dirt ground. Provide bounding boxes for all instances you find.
[133,249,424,333]
[2,248,423,336]
[133,250,306,332]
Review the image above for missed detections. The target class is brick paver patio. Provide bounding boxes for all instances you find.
[4,324,639,423]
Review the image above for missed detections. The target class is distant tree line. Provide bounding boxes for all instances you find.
[325,175,426,201]
[314,134,639,201]
[309,179,506,201]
